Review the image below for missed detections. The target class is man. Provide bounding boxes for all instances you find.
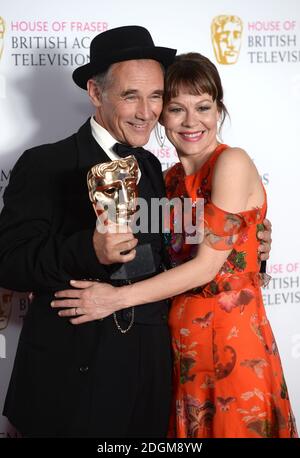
[0,26,176,438]
[0,25,270,437]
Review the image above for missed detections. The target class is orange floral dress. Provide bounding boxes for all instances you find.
[164,144,297,438]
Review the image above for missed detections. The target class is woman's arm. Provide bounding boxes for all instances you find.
[51,239,232,324]
[123,243,231,306]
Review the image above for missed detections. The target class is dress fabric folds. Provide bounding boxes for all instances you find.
[165,144,298,438]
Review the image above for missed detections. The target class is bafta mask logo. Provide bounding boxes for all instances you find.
[0,289,13,330]
[87,156,139,225]
[211,15,243,65]
[0,17,5,61]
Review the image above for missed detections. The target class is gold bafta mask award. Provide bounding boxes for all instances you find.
[0,289,13,331]
[87,156,139,225]
[87,156,156,281]
[211,15,243,65]
[0,17,5,61]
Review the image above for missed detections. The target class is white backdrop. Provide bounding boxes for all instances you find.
[0,0,299,437]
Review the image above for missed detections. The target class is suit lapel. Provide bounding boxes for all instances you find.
[146,155,166,198]
[76,118,111,170]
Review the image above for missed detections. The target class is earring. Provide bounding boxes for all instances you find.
[154,123,166,148]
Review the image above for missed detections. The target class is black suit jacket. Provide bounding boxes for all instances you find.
[0,119,169,435]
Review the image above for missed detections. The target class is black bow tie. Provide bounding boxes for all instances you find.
[113,143,150,161]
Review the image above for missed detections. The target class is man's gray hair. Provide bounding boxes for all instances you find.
[92,68,113,92]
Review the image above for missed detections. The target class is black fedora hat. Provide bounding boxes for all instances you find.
[72,25,177,90]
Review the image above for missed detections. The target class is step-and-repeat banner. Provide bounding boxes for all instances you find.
[0,0,299,436]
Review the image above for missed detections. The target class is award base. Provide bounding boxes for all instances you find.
[110,243,156,281]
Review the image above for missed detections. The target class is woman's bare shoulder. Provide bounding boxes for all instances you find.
[215,146,254,174]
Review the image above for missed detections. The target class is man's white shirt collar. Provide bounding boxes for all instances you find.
[90,116,120,161]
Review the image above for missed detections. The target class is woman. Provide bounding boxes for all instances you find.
[53,53,297,438]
